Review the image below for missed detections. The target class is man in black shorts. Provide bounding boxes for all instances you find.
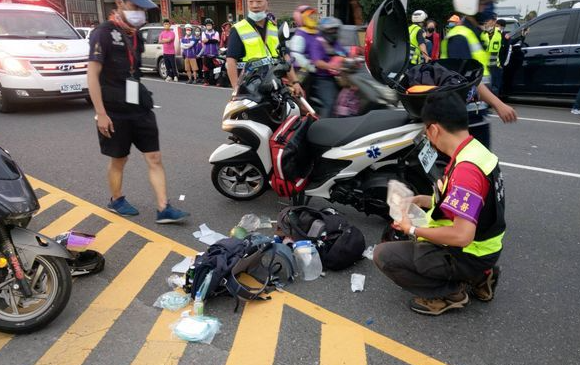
[88,0,189,223]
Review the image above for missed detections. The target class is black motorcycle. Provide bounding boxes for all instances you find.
[0,147,73,334]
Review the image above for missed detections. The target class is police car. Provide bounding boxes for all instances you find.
[0,3,89,113]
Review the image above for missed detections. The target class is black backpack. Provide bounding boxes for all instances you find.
[184,237,295,310]
[277,206,366,270]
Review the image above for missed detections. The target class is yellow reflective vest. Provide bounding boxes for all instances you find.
[408,24,422,65]
[233,19,279,66]
[422,138,505,257]
[441,25,490,83]
[481,28,503,68]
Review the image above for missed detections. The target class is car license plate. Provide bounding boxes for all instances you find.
[418,140,437,173]
[213,67,221,75]
[60,83,82,93]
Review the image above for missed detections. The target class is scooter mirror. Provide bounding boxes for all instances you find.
[279,22,290,42]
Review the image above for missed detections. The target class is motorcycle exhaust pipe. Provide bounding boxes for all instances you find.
[0,226,33,297]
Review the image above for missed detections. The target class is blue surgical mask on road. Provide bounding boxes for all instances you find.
[248,11,267,22]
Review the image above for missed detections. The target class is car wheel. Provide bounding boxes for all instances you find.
[158,58,167,79]
[0,85,16,113]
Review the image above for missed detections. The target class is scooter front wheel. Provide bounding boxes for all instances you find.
[211,162,269,201]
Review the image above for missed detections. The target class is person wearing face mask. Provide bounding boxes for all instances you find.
[159,19,178,82]
[289,5,320,92]
[425,19,440,60]
[480,14,503,95]
[308,17,346,118]
[373,93,505,316]
[440,0,517,149]
[226,0,304,97]
[181,24,200,84]
[201,18,220,86]
[409,10,431,65]
[87,0,190,223]
[447,14,461,30]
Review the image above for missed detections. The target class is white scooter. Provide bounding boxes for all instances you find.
[209,19,442,217]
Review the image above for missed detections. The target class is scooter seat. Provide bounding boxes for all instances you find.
[307,109,411,147]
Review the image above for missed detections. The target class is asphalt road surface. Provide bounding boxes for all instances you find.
[0,78,579,365]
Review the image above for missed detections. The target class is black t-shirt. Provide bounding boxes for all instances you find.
[89,21,144,89]
[226,18,269,61]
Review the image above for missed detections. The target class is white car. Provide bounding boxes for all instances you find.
[0,3,89,113]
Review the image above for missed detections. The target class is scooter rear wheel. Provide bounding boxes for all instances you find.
[211,162,268,201]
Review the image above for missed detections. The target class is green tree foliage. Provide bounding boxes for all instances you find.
[359,0,454,28]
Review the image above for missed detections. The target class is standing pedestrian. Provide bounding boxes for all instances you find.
[87,0,190,223]
[159,19,178,82]
[181,23,200,84]
[440,0,517,149]
[409,10,430,65]
[425,19,440,60]
[480,14,503,95]
[201,18,220,86]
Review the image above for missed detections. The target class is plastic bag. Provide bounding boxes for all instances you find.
[153,291,191,311]
[238,214,261,232]
[387,180,414,221]
[171,313,221,344]
[351,273,366,292]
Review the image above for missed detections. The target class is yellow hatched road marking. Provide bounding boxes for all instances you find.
[35,243,171,365]
[226,290,285,365]
[39,206,92,238]
[35,193,63,215]
[0,332,11,351]
[320,324,367,365]
[89,223,129,254]
[131,309,187,365]
[21,176,449,365]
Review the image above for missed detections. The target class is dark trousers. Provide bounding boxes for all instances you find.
[373,240,500,299]
[163,54,177,78]
[489,66,503,96]
[312,75,339,118]
[203,57,215,85]
[573,87,580,109]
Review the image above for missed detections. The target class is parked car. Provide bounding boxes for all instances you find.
[140,23,186,79]
[502,7,580,98]
[0,3,89,113]
[497,17,520,34]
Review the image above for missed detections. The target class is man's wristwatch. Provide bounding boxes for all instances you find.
[408,226,417,237]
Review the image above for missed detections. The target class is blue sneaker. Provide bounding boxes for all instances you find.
[156,204,190,224]
[107,196,139,216]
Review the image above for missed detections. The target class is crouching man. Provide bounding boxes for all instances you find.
[373,93,505,316]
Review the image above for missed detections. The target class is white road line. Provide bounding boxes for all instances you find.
[500,162,580,179]
[142,77,232,91]
[490,114,580,126]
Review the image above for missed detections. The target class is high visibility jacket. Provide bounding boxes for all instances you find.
[441,25,490,83]
[409,24,422,65]
[233,19,279,66]
[481,28,503,68]
[423,138,506,257]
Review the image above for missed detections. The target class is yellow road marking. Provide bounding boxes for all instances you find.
[0,332,11,351]
[23,176,448,365]
[89,223,129,254]
[36,193,63,215]
[131,310,187,365]
[320,324,367,365]
[39,206,92,238]
[36,243,171,365]
[226,291,285,365]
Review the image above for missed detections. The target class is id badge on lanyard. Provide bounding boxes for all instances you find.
[124,33,139,105]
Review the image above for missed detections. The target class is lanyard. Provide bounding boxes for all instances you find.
[121,31,138,76]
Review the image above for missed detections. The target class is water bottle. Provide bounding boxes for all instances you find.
[193,291,204,316]
[293,240,322,281]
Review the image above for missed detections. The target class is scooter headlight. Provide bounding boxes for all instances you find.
[222,99,257,120]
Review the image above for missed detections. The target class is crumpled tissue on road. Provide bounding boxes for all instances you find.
[193,224,227,245]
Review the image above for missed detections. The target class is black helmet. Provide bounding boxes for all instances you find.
[204,18,214,26]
